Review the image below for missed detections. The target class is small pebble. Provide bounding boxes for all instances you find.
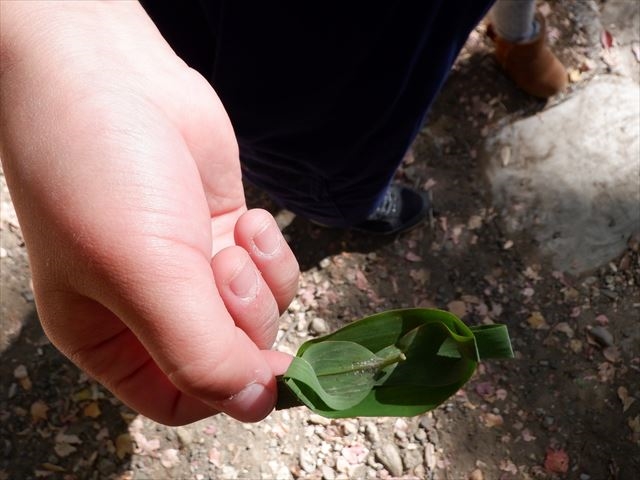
[336,456,349,473]
[414,429,427,441]
[375,443,403,477]
[310,317,329,334]
[300,449,317,473]
[364,423,380,443]
[424,443,437,470]
[221,466,238,479]
[403,449,423,469]
[175,426,192,447]
[589,326,614,347]
[308,414,331,426]
[348,464,367,480]
[469,468,484,480]
[342,421,358,436]
[13,365,28,380]
[321,465,336,480]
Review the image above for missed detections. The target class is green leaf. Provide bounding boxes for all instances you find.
[281,341,407,411]
[276,308,513,418]
[470,324,514,359]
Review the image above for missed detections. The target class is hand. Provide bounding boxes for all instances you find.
[0,1,299,424]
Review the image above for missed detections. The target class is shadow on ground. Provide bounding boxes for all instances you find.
[0,311,135,479]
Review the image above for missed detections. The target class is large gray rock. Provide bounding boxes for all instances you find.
[486,76,640,273]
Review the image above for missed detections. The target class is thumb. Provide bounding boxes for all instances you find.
[130,247,277,421]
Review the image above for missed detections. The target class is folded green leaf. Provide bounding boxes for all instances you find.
[276,308,513,418]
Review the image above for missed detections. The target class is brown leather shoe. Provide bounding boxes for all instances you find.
[487,16,567,99]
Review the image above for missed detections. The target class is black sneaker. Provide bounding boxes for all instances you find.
[351,184,432,235]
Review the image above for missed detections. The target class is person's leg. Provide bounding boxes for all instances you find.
[488,0,567,98]
[147,1,495,231]
[210,1,495,229]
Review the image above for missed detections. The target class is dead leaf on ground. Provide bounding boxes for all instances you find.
[132,432,160,457]
[553,322,574,338]
[55,433,81,445]
[539,1,551,17]
[40,463,65,473]
[628,416,640,444]
[447,300,467,318]
[72,389,93,403]
[603,346,621,363]
[569,339,583,353]
[409,269,429,286]
[527,312,548,330]
[618,386,635,412]
[601,30,614,49]
[482,413,504,428]
[34,471,54,478]
[468,468,484,480]
[544,448,569,474]
[568,68,582,83]
[54,442,77,458]
[499,459,517,474]
[598,362,615,383]
[30,400,49,422]
[405,251,422,263]
[116,433,134,459]
[83,401,101,418]
[467,215,483,230]
[461,295,481,304]
[523,266,542,282]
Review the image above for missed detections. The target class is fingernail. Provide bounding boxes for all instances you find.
[254,223,280,255]
[218,383,275,422]
[229,261,258,299]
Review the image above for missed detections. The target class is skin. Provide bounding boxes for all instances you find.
[0,1,299,425]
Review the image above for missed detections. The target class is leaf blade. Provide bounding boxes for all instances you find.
[276,308,513,418]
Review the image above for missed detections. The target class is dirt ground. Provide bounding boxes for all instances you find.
[1,1,639,479]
